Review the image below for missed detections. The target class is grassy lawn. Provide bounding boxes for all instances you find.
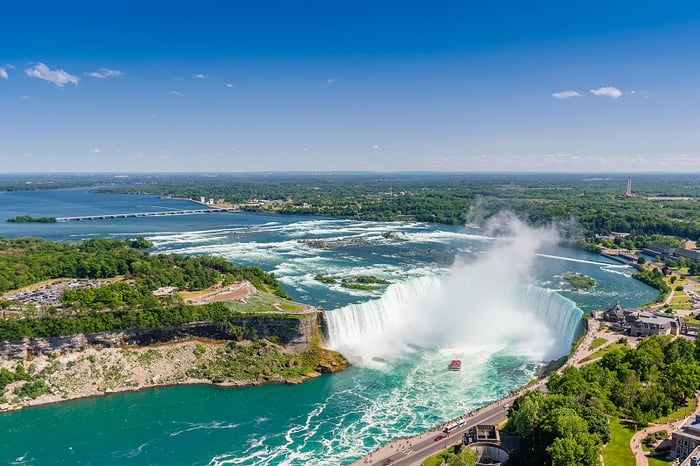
[589,337,607,351]
[664,274,686,287]
[222,291,306,314]
[684,314,700,324]
[579,342,627,364]
[648,455,673,465]
[657,396,696,423]
[671,293,692,310]
[422,445,459,466]
[603,417,636,466]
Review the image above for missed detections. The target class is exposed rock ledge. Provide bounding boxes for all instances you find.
[0,313,348,412]
[0,313,321,360]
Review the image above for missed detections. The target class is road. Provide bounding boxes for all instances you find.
[352,316,603,466]
[355,397,517,466]
[352,378,551,466]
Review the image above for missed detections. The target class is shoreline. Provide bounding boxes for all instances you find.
[350,315,602,466]
[0,338,342,413]
[2,372,326,414]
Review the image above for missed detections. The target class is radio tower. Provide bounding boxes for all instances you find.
[624,175,634,197]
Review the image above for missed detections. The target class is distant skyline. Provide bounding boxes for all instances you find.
[2,1,700,173]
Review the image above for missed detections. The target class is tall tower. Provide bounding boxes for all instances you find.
[625,175,633,197]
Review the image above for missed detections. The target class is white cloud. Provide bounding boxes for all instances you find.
[89,148,101,153]
[193,74,206,79]
[0,67,7,80]
[25,62,79,87]
[371,145,380,149]
[629,89,650,98]
[226,83,236,88]
[170,90,182,95]
[590,86,622,99]
[327,78,336,85]
[86,68,124,78]
[551,90,581,99]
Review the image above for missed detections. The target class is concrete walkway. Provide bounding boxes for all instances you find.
[351,316,604,466]
[629,391,700,466]
[349,315,678,466]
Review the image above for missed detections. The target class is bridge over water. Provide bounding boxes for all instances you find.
[56,208,238,222]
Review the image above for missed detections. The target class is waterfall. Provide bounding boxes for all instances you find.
[324,275,442,354]
[323,275,583,362]
[519,284,584,357]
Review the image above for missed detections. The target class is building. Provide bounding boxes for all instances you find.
[643,243,700,263]
[681,446,700,466]
[462,425,510,466]
[629,312,682,337]
[598,301,625,322]
[673,415,700,462]
[463,425,500,445]
[676,248,700,262]
[595,302,681,336]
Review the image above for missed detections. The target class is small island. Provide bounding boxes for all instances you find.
[562,272,596,290]
[6,215,57,223]
[314,274,336,284]
[314,274,390,290]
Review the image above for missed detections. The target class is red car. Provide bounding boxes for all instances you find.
[434,434,445,441]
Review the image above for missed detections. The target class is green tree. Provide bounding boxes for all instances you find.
[448,447,477,466]
[547,434,601,466]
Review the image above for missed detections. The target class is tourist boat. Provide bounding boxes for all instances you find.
[449,359,461,371]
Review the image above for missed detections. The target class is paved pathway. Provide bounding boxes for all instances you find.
[349,315,683,466]
[351,316,604,466]
[629,391,700,466]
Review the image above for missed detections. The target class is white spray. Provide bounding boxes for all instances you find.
[324,212,582,363]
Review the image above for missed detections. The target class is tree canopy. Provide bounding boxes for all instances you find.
[507,335,700,466]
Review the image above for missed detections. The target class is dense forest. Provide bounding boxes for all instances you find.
[507,335,700,466]
[0,236,288,297]
[0,237,294,338]
[86,173,700,247]
[4,173,700,250]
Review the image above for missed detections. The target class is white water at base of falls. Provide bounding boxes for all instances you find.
[324,275,583,364]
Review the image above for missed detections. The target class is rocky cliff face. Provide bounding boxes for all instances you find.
[228,313,320,346]
[0,312,322,359]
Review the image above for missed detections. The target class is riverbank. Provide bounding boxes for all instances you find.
[351,316,602,466]
[0,337,348,412]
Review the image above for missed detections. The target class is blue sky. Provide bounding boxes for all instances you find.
[2,1,700,172]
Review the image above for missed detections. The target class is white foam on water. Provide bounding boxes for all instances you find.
[324,213,582,363]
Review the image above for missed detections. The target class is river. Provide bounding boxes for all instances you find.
[0,188,657,465]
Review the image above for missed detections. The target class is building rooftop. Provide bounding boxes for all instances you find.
[633,312,679,327]
[677,415,700,439]
[681,446,700,466]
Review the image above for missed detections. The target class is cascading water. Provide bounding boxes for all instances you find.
[324,275,442,360]
[324,275,583,363]
[519,284,583,357]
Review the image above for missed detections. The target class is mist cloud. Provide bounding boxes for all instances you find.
[326,213,570,364]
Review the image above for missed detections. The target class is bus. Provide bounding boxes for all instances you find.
[443,419,466,434]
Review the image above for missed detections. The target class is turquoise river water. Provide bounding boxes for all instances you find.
[0,188,658,465]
